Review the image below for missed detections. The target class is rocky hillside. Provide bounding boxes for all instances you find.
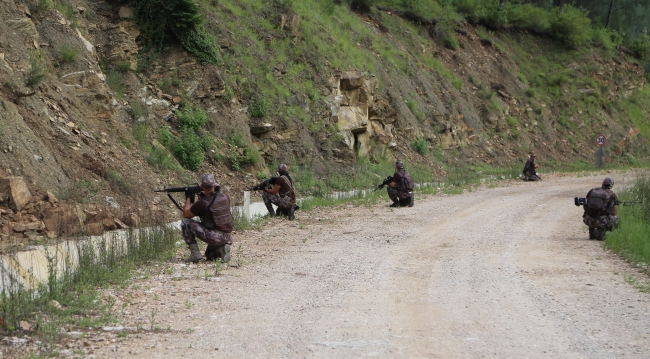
[0,0,648,241]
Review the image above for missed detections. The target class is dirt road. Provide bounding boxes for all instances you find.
[83,173,649,358]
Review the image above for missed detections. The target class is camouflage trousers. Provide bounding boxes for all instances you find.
[262,192,294,211]
[387,187,412,203]
[583,214,620,230]
[180,218,233,246]
[524,172,541,181]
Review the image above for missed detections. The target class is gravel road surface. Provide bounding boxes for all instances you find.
[78,172,650,358]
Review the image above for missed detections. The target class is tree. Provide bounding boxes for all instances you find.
[553,0,566,7]
[605,0,615,27]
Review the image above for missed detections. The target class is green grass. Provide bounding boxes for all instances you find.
[605,175,650,267]
[58,46,79,63]
[0,226,180,350]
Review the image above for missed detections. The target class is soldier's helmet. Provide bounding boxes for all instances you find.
[530,153,536,158]
[278,164,289,174]
[201,174,216,187]
[396,160,405,169]
[602,177,615,189]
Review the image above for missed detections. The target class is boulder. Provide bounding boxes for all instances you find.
[85,222,104,236]
[0,177,32,212]
[340,71,365,91]
[250,123,274,136]
[42,207,81,236]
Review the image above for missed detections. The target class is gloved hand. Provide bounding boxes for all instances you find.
[184,187,195,203]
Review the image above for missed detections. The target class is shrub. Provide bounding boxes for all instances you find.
[105,71,125,98]
[115,61,132,73]
[249,96,270,118]
[58,46,79,63]
[129,99,147,120]
[454,0,484,24]
[176,106,207,131]
[25,50,48,88]
[508,4,551,33]
[592,27,623,53]
[171,128,205,170]
[411,138,428,156]
[131,0,219,64]
[106,170,132,194]
[630,29,650,61]
[38,0,53,12]
[550,5,592,49]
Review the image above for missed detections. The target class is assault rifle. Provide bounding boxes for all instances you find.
[374,176,393,191]
[155,184,221,211]
[250,177,278,191]
[574,197,641,207]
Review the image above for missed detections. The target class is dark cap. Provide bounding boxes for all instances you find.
[201,174,216,187]
[530,153,536,157]
[396,160,405,169]
[278,164,288,173]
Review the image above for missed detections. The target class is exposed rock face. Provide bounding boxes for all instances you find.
[0,177,32,212]
[102,23,139,70]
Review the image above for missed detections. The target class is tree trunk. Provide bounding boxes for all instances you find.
[500,0,506,8]
[553,0,565,7]
[605,0,615,28]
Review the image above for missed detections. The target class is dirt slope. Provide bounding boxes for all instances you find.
[40,173,648,358]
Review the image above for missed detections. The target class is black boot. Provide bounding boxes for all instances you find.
[219,244,231,263]
[205,244,219,262]
[289,206,295,220]
[588,227,596,239]
[409,193,414,207]
[389,201,400,208]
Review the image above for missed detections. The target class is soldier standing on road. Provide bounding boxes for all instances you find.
[582,177,619,240]
[181,174,233,263]
[263,164,297,220]
[523,153,541,181]
[387,160,415,208]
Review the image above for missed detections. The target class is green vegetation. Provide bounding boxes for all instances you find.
[25,50,48,88]
[411,137,428,156]
[0,227,179,349]
[605,175,650,267]
[228,131,261,171]
[57,45,79,63]
[158,106,214,170]
[105,71,125,98]
[106,169,132,194]
[37,0,53,12]
[128,0,219,64]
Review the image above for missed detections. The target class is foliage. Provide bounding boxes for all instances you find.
[228,132,260,171]
[249,95,270,118]
[176,105,208,131]
[37,0,53,12]
[58,46,79,63]
[25,50,48,88]
[605,175,650,266]
[411,138,428,156]
[105,71,125,98]
[592,27,624,53]
[550,5,593,49]
[106,170,132,194]
[630,29,650,61]
[131,0,219,64]
[171,128,205,171]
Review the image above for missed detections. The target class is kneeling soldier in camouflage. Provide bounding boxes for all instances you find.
[181,174,233,263]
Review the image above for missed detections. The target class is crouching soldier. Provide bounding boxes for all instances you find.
[263,164,297,220]
[387,160,414,207]
[181,174,233,263]
[582,176,619,240]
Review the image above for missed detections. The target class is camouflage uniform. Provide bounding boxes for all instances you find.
[387,168,412,203]
[263,175,296,211]
[582,187,619,231]
[523,158,540,181]
[181,192,233,252]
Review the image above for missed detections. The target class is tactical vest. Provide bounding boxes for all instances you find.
[199,193,232,230]
[585,187,614,216]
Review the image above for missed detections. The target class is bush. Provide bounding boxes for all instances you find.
[592,27,623,53]
[25,50,48,88]
[58,46,79,63]
[171,128,205,170]
[176,105,207,131]
[630,29,650,61]
[508,4,551,33]
[411,138,428,156]
[551,5,592,49]
[454,0,484,24]
[249,96,270,118]
[131,0,219,64]
[38,0,53,12]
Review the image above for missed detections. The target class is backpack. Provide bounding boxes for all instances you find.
[586,187,609,213]
[402,171,415,191]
